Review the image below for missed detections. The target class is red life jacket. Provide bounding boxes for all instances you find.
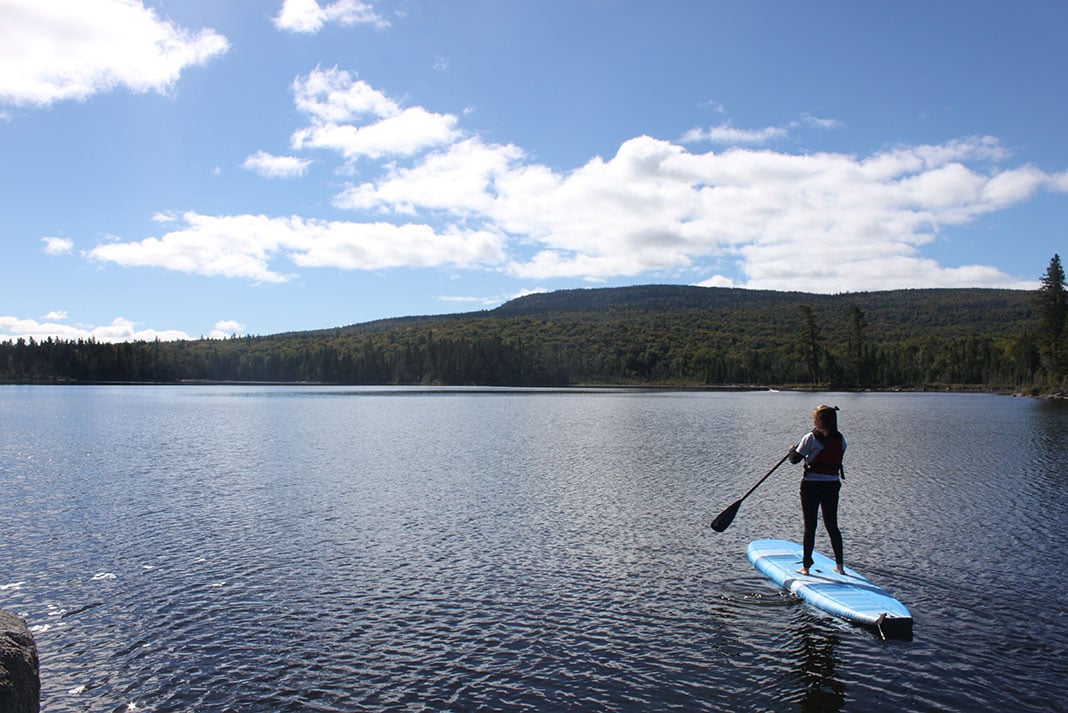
[806,430,844,476]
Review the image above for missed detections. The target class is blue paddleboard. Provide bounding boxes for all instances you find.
[747,538,913,640]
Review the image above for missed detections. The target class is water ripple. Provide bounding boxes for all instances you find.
[2,387,1067,711]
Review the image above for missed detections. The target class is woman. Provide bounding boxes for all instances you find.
[788,404,846,575]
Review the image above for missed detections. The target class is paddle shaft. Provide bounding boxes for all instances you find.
[710,451,791,531]
[739,451,791,503]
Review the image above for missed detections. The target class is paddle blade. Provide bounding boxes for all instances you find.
[710,499,742,532]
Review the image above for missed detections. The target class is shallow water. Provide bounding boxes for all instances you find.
[2,386,1066,711]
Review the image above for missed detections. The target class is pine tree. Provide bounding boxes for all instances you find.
[1036,253,1067,381]
[847,304,869,386]
[798,305,823,384]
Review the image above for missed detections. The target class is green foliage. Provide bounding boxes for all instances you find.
[1036,254,1067,382]
[797,305,823,384]
[0,284,1046,389]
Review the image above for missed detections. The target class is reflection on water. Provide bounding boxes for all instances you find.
[1,386,1066,712]
[792,623,845,713]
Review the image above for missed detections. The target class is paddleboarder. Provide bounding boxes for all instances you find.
[788,404,846,576]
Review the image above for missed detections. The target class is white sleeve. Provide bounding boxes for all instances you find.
[795,431,823,460]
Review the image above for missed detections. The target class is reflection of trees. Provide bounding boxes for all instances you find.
[1027,401,1068,509]
[789,622,846,713]
[1034,401,1068,474]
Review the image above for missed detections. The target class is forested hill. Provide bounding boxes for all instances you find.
[490,284,1030,339]
[315,284,1033,353]
[312,284,1031,340]
[0,285,1047,389]
[494,284,797,316]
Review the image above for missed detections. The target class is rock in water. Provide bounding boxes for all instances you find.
[0,610,40,713]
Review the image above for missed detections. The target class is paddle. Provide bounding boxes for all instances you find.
[710,451,791,532]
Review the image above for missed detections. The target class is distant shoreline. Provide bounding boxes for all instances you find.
[2,379,1063,398]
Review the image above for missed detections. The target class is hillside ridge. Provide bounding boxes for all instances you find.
[1,283,1043,388]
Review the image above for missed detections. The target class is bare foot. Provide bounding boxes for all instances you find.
[796,567,810,575]
[833,566,845,574]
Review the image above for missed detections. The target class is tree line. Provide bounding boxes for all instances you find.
[3,256,1066,391]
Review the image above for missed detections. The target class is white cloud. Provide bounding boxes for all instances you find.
[0,315,191,343]
[85,211,507,281]
[437,287,548,308]
[289,67,459,161]
[43,310,69,320]
[70,66,1060,295]
[292,106,459,160]
[799,114,844,130]
[274,0,388,33]
[87,213,299,283]
[94,318,191,342]
[288,223,506,270]
[438,295,491,304]
[333,138,524,214]
[682,122,789,145]
[242,151,311,178]
[214,319,245,332]
[682,113,844,145]
[292,67,398,123]
[695,275,736,288]
[699,99,727,114]
[0,0,229,108]
[343,129,1056,291]
[42,237,74,255]
[208,320,246,339]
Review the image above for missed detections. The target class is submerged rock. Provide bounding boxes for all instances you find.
[0,610,39,713]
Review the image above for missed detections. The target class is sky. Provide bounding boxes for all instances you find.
[1,0,1067,342]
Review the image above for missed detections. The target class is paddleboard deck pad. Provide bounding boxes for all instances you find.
[747,538,913,640]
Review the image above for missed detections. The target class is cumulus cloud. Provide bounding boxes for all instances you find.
[74,69,1062,294]
[333,138,525,214]
[0,0,229,107]
[242,151,311,178]
[0,311,248,343]
[696,275,736,288]
[289,67,460,161]
[87,213,298,283]
[42,237,74,255]
[292,106,459,160]
[292,66,398,122]
[342,126,1059,291]
[274,0,388,33]
[208,320,246,339]
[0,315,191,343]
[86,211,506,282]
[288,222,505,270]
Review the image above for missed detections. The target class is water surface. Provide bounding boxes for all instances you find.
[2,386,1065,711]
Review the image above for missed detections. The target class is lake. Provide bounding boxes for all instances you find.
[1,385,1066,712]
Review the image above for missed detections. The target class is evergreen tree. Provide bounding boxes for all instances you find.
[798,305,823,384]
[847,304,869,386]
[1036,253,1067,380]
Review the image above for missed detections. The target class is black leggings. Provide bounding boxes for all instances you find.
[800,480,843,569]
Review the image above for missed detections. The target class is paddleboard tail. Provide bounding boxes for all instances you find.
[876,613,913,641]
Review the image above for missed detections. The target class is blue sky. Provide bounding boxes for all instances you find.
[2,0,1066,342]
